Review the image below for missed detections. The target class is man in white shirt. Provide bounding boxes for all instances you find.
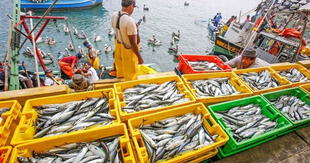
[111,0,143,81]
[81,62,99,83]
[44,68,63,86]
[225,47,270,69]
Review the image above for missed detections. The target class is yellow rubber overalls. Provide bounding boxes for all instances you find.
[87,55,100,70]
[116,12,139,81]
[114,39,123,78]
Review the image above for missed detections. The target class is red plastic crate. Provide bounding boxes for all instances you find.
[178,54,232,74]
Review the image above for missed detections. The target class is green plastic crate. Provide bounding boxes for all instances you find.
[208,95,293,158]
[262,87,310,133]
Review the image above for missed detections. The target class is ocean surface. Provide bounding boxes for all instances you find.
[0,0,261,72]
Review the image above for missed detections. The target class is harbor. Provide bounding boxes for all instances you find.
[0,0,310,162]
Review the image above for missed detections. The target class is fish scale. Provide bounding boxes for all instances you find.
[215,104,277,142]
[34,97,115,138]
[139,113,217,162]
[122,81,190,113]
[17,137,122,163]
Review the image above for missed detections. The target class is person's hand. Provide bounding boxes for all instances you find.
[138,57,144,64]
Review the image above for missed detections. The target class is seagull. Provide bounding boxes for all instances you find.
[143,4,149,11]
[172,30,180,42]
[108,29,114,37]
[39,49,47,58]
[104,44,112,53]
[63,24,69,33]
[94,33,102,42]
[67,42,74,51]
[22,47,34,57]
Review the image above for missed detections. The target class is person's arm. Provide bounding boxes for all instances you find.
[128,35,143,64]
[225,56,240,68]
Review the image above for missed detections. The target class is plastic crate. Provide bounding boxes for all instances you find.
[208,95,292,158]
[0,146,12,163]
[128,103,229,163]
[11,89,120,146]
[114,75,196,121]
[300,83,310,94]
[10,124,135,163]
[182,72,253,105]
[262,87,310,132]
[0,100,21,146]
[177,54,232,74]
[270,64,310,87]
[233,67,291,95]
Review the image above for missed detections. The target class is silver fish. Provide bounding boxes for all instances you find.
[139,113,217,162]
[240,70,280,90]
[278,68,309,83]
[188,61,221,71]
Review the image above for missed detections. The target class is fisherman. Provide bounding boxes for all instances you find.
[84,40,100,70]
[68,74,92,92]
[58,53,82,79]
[213,13,222,27]
[225,47,270,69]
[225,16,236,27]
[44,68,64,86]
[111,0,144,81]
[80,61,99,83]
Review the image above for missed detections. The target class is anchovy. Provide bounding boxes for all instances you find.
[188,61,221,71]
[17,136,122,163]
[122,81,190,113]
[139,113,217,162]
[271,95,310,122]
[216,104,277,142]
[240,70,280,90]
[278,68,309,83]
[191,78,240,97]
[33,97,114,138]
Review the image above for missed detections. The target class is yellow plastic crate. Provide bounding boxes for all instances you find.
[0,100,21,146]
[0,146,12,163]
[182,72,253,105]
[299,83,310,94]
[114,75,196,121]
[270,63,310,87]
[233,67,291,95]
[128,103,229,163]
[10,124,135,163]
[11,89,120,146]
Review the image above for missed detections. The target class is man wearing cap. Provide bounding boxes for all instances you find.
[44,69,64,86]
[111,0,143,81]
[84,41,100,70]
[225,47,270,69]
[58,53,82,79]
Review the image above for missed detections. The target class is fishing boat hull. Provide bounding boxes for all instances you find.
[213,35,243,59]
[21,0,104,10]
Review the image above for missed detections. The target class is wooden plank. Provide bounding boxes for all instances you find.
[295,126,310,145]
[279,149,310,163]
[216,133,310,162]
[138,71,176,80]
[0,85,70,106]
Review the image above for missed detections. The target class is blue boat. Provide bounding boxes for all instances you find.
[21,0,104,10]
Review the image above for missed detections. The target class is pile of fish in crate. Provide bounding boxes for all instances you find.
[3,64,310,162]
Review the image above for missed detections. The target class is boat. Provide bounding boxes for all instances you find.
[21,0,104,10]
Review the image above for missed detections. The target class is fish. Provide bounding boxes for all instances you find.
[0,108,9,123]
[17,136,122,163]
[139,113,218,162]
[278,68,309,83]
[191,78,240,97]
[240,70,280,91]
[215,104,277,142]
[188,61,221,71]
[33,97,115,138]
[122,81,190,113]
[271,95,310,122]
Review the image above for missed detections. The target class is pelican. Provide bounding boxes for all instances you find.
[148,35,161,46]
[73,27,78,35]
[78,46,85,57]
[104,44,112,53]
[67,42,74,51]
[168,44,178,54]
[108,29,114,37]
[172,30,180,42]
[63,24,69,33]
[22,47,34,57]
[47,37,56,45]
[94,33,102,42]
[43,58,53,65]
[143,4,149,11]
[77,30,87,39]
[65,48,71,56]
[39,49,47,58]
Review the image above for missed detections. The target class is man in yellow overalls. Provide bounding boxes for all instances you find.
[112,0,143,80]
[84,40,100,70]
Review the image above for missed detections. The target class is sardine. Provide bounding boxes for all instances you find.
[240,70,280,90]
